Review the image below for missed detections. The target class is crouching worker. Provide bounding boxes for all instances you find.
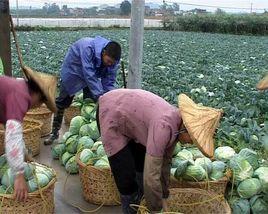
[44,36,121,145]
[97,89,223,213]
[0,67,57,201]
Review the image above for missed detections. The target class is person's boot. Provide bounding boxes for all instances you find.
[44,108,64,145]
[120,192,141,214]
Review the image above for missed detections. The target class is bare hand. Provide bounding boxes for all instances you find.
[14,173,28,202]
[162,199,168,212]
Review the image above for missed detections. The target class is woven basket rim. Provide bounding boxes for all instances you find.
[0,162,57,198]
[26,106,52,116]
[0,119,43,134]
[75,152,111,173]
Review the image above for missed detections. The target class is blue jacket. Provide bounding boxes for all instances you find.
[60,36,119,100]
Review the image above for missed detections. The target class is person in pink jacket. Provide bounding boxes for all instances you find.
[0,66,57,201]
[97,89,223,213]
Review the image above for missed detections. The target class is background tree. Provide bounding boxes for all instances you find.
[120,0,131,16]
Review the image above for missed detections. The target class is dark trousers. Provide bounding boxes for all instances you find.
[109,141,146,195]
[56,84,94,110]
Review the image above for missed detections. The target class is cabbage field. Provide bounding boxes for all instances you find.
[11,29,268,158]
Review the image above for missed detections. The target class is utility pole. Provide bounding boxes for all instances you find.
[0,0,12,76]
[250,3,253,13]
[127,0,145,89]
[16,0,19,26]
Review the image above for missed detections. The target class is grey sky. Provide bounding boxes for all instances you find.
[9,0,268,12]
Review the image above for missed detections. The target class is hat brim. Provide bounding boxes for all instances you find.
[257,74,268,90]
[22,66,58,113]
[178,94,223,158]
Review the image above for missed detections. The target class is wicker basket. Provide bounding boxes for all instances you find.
[76,153,121,206]
[0,163,57,213]
[169,176,229,195]
[64,106,81,125]
[138,188,231,214]
[25,105,53,137]
[0,119,42,156]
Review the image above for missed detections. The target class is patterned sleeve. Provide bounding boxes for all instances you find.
[5,120,25,175]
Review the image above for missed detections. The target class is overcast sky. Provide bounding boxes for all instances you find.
[9,0,268,12]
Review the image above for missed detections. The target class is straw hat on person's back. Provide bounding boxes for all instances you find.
[257,73,268,90]
[22,65,58,113]
[178,94,223,158]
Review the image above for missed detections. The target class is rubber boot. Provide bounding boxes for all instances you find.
[120,192,141,214]
[44,108,64,145]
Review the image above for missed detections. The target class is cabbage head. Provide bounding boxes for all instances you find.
[229,155,253,185]
[237,178,261,198]
[238,148,259,170]
[215,146,236,162]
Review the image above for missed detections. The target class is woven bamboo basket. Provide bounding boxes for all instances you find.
[25,105,53,137]
[0,119,42,156]
[137,188,231,214]
[0,163,57,214]
[64,106,81,125]
[169,176,229,195]
[76,153,121,206]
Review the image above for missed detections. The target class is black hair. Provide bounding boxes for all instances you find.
[27,79,47,102]
[103,41,121,61]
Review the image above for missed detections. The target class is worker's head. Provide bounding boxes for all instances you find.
[102,41,121,67]
[177,123,192,144]
[27,79,47,109]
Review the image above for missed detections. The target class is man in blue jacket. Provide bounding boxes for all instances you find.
[44,36,121,145]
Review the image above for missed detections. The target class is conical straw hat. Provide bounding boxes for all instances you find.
[257,73,268,90]
[22,65,58,113]
[178,94,223,158]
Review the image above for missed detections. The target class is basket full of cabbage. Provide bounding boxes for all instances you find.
[0,155,57,213]
[76,145,120,206]
[52,98,99,174]
[170,143,230,195]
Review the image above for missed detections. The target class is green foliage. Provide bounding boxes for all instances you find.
[166,14,268,35]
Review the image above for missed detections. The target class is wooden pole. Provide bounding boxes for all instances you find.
[0,0,12,76]
[127,0,145,89]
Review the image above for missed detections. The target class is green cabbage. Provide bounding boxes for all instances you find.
[94,156,110,168]
[215,146,236,162]
[87,121,100,141]
[0,185,7,194]
[229,197,250,214]
[52,143,66,159]
[61,152,74,166]
[239,148,259,170]
[174,159,189,179]
[65,135,79,154]
[176,149,194,161]
[172,142,182,156]
[253,167,268,193]
[61,131,73,143]
[77,136,94,152]
[182,164,206,181]
[195,157,212,175]
[65,156,78,174]
[92,141,103,151]
[209,161,226,181]
[250,195,268,214]
[79,124,92,137]
[229,155,253,185]
[24,163,35,181]
[186,147,205,159]
[96,145,106,157]
[69,116,86,135]
[1,168,14,188]
[81,104,95,120]
[80,149,95,165]
[237,178,261,198]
